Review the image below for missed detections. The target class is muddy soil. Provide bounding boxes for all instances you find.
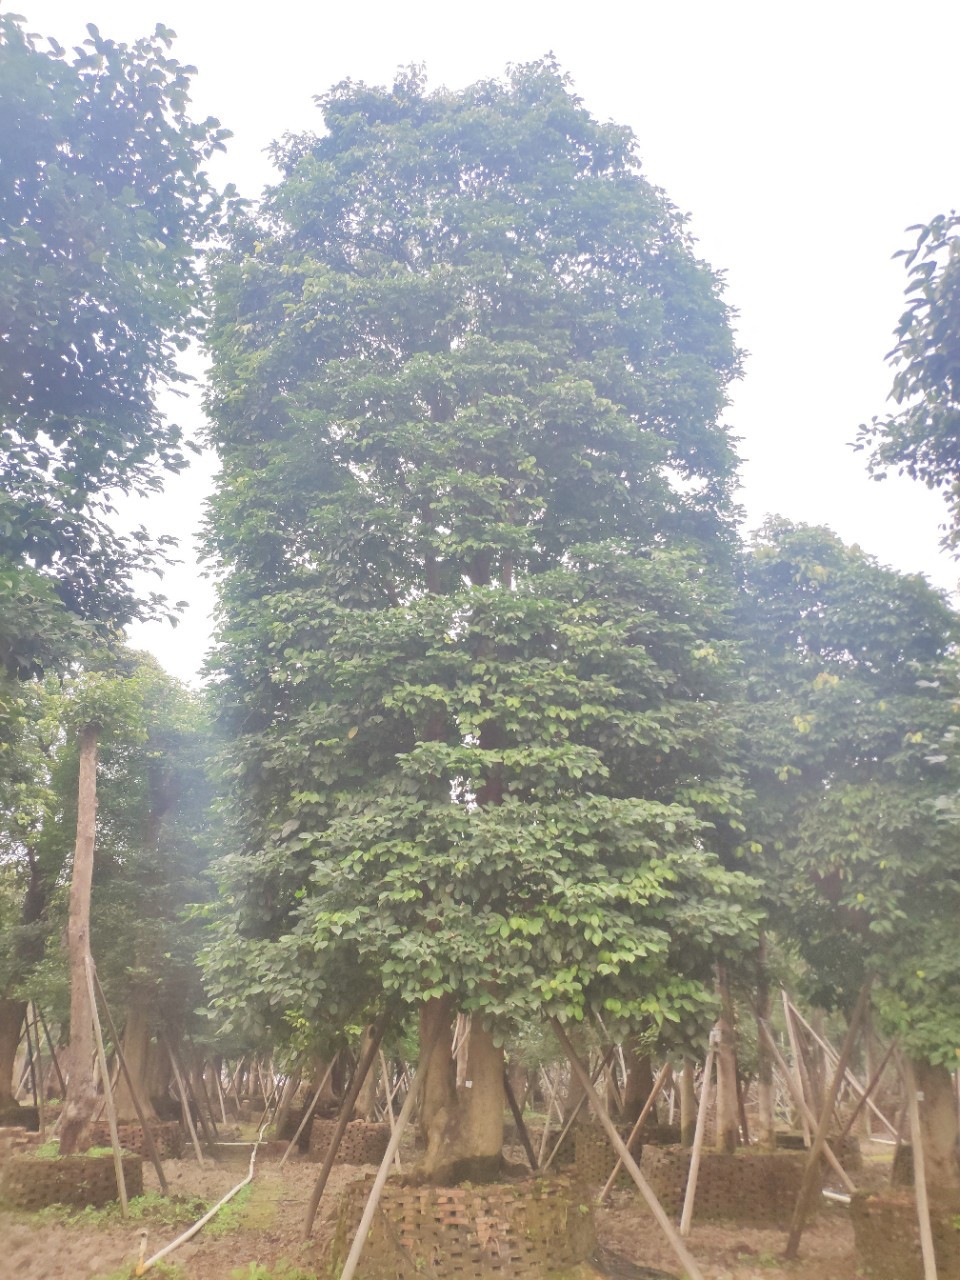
[0,1143,878,1280]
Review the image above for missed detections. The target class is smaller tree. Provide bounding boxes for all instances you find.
[740,519,960,1185]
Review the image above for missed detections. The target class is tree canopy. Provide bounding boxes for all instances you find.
[203,61,758,1059]
[0,16,231,633]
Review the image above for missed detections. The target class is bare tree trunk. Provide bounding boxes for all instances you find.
[913,1058,960,1189]
[714,963,739,1152]
[622,1039,659,1125]
[112,1003,158,1122]
[417,996,504,1184]
[60,722,99,1155]
[755,934,776,1149]
[0,999,27,1112]
[353,1026,380,1120]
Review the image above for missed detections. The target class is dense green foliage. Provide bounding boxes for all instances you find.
[0,16,230,632]
[859,212,960,547]
[204,62,758,1046]
[740,519,960,1064]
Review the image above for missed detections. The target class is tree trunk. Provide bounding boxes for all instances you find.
[111,1002,158,1122]
[714,964,739,1152]
[417,996,504,1184]
[755,934,776,1149]
[913,1058,960,1189]
[622,1040,659,1125]
[680,1058,697,1146]
[59,722,99,1155]
[0,999,26,1112]
[353,1025,380,1120]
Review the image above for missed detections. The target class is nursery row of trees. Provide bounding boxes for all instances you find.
[1,18,959,1186]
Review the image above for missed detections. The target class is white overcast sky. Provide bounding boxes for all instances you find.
[11,0,960,683]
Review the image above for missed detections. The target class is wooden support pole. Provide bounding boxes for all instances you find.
[782,990,811,1144]
[302,1012,389,1240]
[23,1009,42,1134]
[84,954,128,1217]
[784,979,872,1260]
[756,1017,855,1194]
[37,1008,67,1097]
[787,999,898,1139]
[680,1045,715,1237]
[163,1033,204,1166]
[902,1056,939,1280]
[839,1038,897,1140]
[503,1065,538,1172]
[337,1028,441,1280]
[551,1018,706,1280]
[536,1067,562,1165]
[91,968,168,1194]
[279,1055,338,1168]
[541,1045,615,1173]
[598,1061,672,1205]
[379,1049,403,1175]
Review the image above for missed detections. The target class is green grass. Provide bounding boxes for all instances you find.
[34,1189,207,1230]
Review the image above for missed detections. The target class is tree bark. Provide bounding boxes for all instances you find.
[0,1000,27,1112]
[622,1040,659,1125]
[912,1057,960,1189]
[416,996,504,1183]
[112,1002,158,1122]
[353,1025,380,1120]
[60,722,99,1155]
[714,963,739,1152]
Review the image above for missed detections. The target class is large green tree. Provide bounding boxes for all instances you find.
[0,16,230,631]
[858,212,960,547]
[205,62,758,1182]
[740,519,960,1186]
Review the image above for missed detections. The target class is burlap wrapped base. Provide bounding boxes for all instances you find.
[640,1146,808,1226]
[0,1152,143,1210]
[852,1189,960,1280]
[329,1175,595,1280]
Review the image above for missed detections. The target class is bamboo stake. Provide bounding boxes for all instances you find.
[756,1017,856,1194]
[787,999,898,1138]
[503,1065,538,1172]
[784,979,872,1259]
[23,1008,42,1135]
[379,1049,403,1174]
[84,954,128,1217]
[172,1038,217,1150]
[598,1061,672,1205]
[279,1056,338,1168]
[901,1056,939,1280]
[163,1033,204,1166]
[337,1028,441,1280]
[37,1008,66,1097]
[541,1046,616,1173]
[552,1018,706,1280]
[839,1038,897,1140]
[214,1061,228,1125]
[91,968,168,1194]
[782,990,811,1144]
[302,1012,389,1240]
[680,1045,715,1237]
[536,1067,562,1165]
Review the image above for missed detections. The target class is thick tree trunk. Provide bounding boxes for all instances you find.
[755,934,776,1149]
[353,1025,380,1120]
[622,1040,659,1125]
[0,999,26,1111]
[112,1003,158,1122]
[714,964,739,1152]
[913,1058,960,1189]
[417,996,504,1184]
[59,723,99,1155]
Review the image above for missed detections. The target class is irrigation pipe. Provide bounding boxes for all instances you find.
[136,1119,268,1275]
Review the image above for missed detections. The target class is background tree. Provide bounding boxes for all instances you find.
[204,61,758,1183]
[739,518,960,1186]
[0,15,231,631]
[858,211,960,548]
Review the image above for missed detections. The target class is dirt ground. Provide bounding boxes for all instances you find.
[0,1144,872,1280]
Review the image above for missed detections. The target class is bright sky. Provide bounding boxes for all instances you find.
[12,0,960,683]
